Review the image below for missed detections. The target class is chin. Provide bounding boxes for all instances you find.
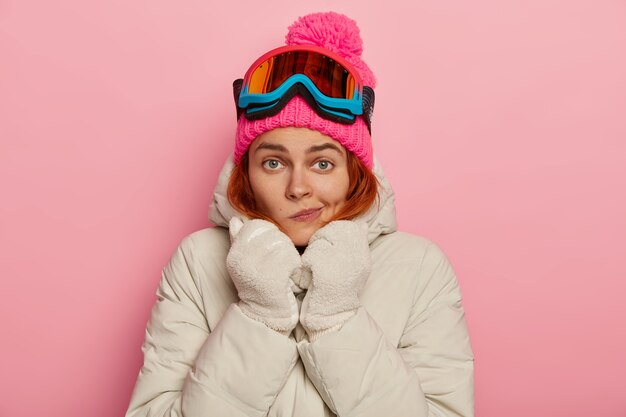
[288,233,312,247]
[286,226,318,247]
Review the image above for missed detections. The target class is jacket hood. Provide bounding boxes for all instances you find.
[208,153,397,244]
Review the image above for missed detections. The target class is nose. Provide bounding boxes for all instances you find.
[286,167,312,200]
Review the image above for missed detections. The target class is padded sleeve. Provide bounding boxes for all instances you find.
[125,235,299,417]
[296,242,474,417]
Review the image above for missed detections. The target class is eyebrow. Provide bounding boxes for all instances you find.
[255,142,343,155]
[255,143,288,152]
[306,143,343,155]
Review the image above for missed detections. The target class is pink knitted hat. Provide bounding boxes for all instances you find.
[234,12,376,169]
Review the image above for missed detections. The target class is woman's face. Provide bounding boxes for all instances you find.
[248,127,350,246]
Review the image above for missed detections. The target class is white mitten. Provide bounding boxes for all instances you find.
[300,220,371,340]
[226,217,301,335]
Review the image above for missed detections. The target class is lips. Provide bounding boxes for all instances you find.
[289,207,323,222]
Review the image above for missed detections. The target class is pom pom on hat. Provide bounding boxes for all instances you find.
[285,12,376,88]
[234,11,375,169]
[286,12,363,59]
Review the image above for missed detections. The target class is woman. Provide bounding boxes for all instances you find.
[126,12,474,417]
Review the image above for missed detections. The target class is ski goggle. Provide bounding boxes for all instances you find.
[233,45,374,131]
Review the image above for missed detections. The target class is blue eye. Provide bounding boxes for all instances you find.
[263,159,283,170]
[314,160,333,171]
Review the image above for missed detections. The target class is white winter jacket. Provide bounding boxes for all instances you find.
[126,155,474,417]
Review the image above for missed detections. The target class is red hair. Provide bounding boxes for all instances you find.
[227,151,379,227]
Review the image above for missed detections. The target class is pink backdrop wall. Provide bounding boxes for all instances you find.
[1,0,625,416]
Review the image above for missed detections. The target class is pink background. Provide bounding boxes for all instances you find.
[1,0,625,416]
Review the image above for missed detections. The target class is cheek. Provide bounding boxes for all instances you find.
[316,175,350,204]
[249,174,283,215]
[249,182,269,211]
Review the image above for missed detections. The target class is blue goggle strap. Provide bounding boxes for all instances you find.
[238,74,363,116]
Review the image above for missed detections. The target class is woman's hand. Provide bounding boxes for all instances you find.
[226,217,301,335]
[300,220,371,340]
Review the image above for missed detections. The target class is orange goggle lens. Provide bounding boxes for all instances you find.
[246,50,356,100]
